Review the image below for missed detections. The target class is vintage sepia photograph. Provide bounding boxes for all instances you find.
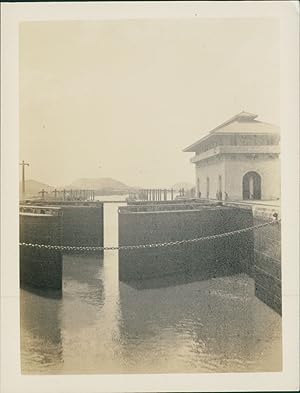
[19,17,282,375]
[1,1,299,393]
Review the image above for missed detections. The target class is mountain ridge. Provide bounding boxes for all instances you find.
[19,179,54,197]
[20,178,194,198]
[20,177,136,197]
[66,177,132,190]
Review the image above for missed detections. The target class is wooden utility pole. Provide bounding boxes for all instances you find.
[52,189,58,199]
[19,160,29,197]
[39,189,48,199]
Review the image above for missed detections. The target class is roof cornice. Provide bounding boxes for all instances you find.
[183,111,279,152]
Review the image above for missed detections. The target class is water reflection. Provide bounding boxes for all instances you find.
[20,285,62,299]
[20,202,282,374]
[63,254,105,307]
[118,274,281,373]
[20,288,63,373]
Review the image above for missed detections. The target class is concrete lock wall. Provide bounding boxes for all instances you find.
[253,208,281,315]
[224,202,281,315]
[20,213,63,290]
[61,205,104,250]
[118,206,254,284]
[20,201,104,251]
[127,199,205,206]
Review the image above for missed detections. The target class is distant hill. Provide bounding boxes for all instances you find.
[172,182,195,190]
[20,179,54,198]
[65,177,135,195]
[19,177,136,199]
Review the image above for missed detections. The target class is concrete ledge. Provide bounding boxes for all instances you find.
[254,265,281,297]
[62,205,104,250]
[20,202,104,253]
[20,213,62,291]
[253,213,281,314]
[254,250,281,278]
[119,206,254,285]
[255,283,282,315]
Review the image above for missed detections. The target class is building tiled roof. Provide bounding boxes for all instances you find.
[183,112,279,152]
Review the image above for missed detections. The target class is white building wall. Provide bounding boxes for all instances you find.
[195,157,226,199]
[224,155,280,200]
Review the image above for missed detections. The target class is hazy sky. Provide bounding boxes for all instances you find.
[20,19,279,188]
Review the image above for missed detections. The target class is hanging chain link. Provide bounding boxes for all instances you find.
[19,219,280,252]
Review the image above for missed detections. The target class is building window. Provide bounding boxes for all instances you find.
[206,177,210,199]
[218,175,222,200]
[197,178,201,198]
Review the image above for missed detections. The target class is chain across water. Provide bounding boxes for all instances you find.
[19,219,280,252]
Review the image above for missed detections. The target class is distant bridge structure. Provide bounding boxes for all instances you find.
[129,188,193,202]
[43,189,95,201]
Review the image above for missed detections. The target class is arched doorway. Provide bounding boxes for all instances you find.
[242,171,261,200]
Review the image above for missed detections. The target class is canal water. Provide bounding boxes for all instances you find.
[20,202,282,374]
